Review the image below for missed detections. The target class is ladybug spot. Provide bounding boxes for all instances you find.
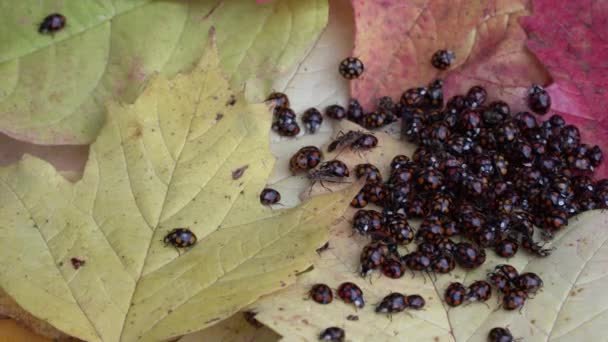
[226,95,237,106]
[215,113,224,121]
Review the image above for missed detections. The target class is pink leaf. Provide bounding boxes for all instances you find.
[522,0,608,178]
[351,0,549,110]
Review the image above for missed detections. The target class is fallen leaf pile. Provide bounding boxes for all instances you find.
[0,38,355,341]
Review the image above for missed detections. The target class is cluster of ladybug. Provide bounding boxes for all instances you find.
[268,92,325,136]
[444,264,543,312]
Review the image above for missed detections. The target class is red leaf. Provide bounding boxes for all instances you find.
[522,0,608,178]
[351,0,549,111]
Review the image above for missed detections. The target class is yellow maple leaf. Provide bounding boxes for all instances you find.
[0,35,355,342]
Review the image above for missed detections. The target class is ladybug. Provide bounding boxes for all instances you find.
[426,79,444,109]
[444,282,467,307]
[354,163,383,184]
[495,264,519,280]
[514,272,543,294]
[494,239,519,258]
[265,92,290,109]
[309,284,333,304]
[361,183,387,205]
[528,84,551,115]
[337,282,365,308]
[401,87,428,108]
[390,155,412,171]
[339,57,365,79]
[466,280,492,302]
[351,191,368,208]
[319,327,345,342]
[487,272,513,294]
[289,146,323,174]
[325,105,346,120]
[454,242,486,269]
[389,167,415,185]
[417,217,445,243]
[302,108,323,133]
[164,228,197,248]
[431,254,456,274]
[465,85,487,109]
[431,49,455,70]
[488,327,515,342]
[429,193,452,215]
[434,237,456,254]
[416,169,444,191]
[360,242,389,276]
[418,241,439,259]
[502,289,527,311]
[259,188,281,205]
[588,145,603,167]
[406,294,426,310]
[375,293,408,314]
[272,108,300,137]
[382,257,406,279]
[352,209,384,235]
[387,218,415,245]
[352,134,379,150]
[458,110,481,137]
[403,251,431,271]
[38,13,66,34]
[362,111,393,129]
[347,99,365,123]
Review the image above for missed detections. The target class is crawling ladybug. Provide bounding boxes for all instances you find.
[272,108,300,136]
[453,242,486,269]
[431,49,455,70]
[444,282,467,307]
[360,242,389,277]
[375,292,408,314]
[339,57,365,79]
[354,163,383,184]
[488,327,515,342]
[514,272,543,294]
[352,209,384,235]
[319,327,345,342]
[495,264,519,280]
[309,283,333,304]
[381,257,406,279]
[487,272,513,294]
[502,289,527,311]
[494,239,519,258]
[403,251,431,271]
[347,99,365,123]
[325,104,346,120]
[39,13,66,34]
[406,294,426,310]
[289,146,323,174]
[466,280,492,302]
[337,282,365,308]
[302,107,323,133]
[362,111,394,129]
[265,92,290,109]
[431,254,456,274]
[164,228,197,248]
[259,188,281,205]
[528,84,551,115]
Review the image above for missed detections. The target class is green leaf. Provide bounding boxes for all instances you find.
[0,0,328,145]
[0,38,353,342]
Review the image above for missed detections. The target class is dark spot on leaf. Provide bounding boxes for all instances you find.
[129,123,143,140]
[295,265,314,276]
[70,257,86,270]
[215,113,224,121]
[346,314,359,321]
[302,319,309,325]
[58,262,63,267]
[167,309,173,314]
[226,95,237,106]
[280,281,286,287]
[232,165,249,180]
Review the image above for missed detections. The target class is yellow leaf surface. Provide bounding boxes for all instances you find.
[0,36,355,342]
[253,122,608,342]
[179,311,279,342]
